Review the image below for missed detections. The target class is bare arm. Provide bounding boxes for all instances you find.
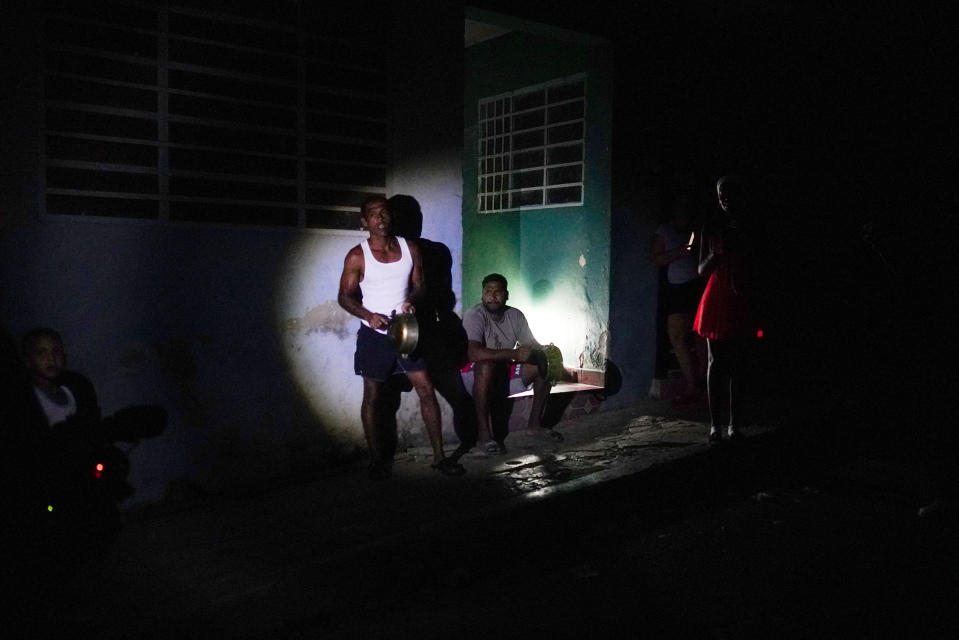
[404,239,425,313]
[698,227,723,277]
[651,232,693,267]
[337,246,390,330]
[467,340,536,364]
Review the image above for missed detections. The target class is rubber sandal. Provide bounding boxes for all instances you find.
[450,443,473,461]
[484,440,507,455]
[432,457,466,476]
[527,428,563,443]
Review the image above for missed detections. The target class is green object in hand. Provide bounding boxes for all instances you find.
[542,344,565,385]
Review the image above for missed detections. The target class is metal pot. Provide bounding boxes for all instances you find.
[387,312,419,356]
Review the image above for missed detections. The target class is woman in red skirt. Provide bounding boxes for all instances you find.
[694,176,760,443]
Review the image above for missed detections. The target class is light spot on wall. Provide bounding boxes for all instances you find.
[274,233,376,448]
[516,276,608,374]
[517,279,588,371]
[286,300,354,338]
[579,254,586,268]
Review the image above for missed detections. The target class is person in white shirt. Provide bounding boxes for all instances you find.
[22,328,83,427]
[651,193,705,404]
[460,273,562,454]
[338,196,464,479]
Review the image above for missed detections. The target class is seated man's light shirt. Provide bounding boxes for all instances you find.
[460,304,540,396]
[462,304,538,350]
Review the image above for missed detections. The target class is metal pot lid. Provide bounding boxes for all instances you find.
[387,312,419,355]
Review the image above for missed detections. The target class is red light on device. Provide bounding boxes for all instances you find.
[756,329,764,339]
[95,462,105,479]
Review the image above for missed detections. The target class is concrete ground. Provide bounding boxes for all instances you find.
[18,385,959,638]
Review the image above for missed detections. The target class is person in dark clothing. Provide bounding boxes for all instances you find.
[694,177,762,444]
[388,194,478,461]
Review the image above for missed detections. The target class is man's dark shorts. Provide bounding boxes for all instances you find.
[354,324,428,381]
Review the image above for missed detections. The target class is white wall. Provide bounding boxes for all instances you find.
[0,3,465,509]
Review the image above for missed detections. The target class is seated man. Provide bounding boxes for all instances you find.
[460,273,563,454]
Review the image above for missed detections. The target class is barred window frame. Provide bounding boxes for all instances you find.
[477,74,586,214]
[41,0,389,230]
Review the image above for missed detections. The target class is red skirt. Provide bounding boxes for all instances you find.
[693,269,758,341]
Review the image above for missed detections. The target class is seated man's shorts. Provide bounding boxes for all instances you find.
[355,324,428,381]
[460,361,531,397]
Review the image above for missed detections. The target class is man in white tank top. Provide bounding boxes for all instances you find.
[338,196,465,478]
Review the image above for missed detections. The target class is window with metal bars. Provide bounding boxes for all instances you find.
[42,0,388,229]
[477,74,586,214]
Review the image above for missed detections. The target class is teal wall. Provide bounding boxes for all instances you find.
[463,30,612,370]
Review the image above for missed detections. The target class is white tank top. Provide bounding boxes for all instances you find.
[34,385,77,427]
[360,236,412,333]
[656,223,698,284]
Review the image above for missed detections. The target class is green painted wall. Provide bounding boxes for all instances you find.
[463,29,612,370]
